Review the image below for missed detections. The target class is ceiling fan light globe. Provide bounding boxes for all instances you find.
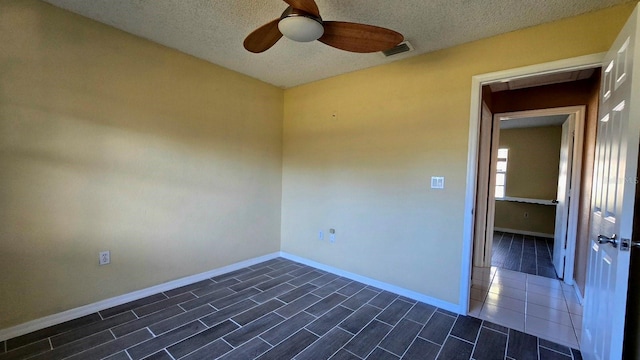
[278,16,324,42]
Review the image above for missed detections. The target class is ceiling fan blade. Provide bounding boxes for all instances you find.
[319,21,404,53]
[243,18,283,53]
[283,0,320,18]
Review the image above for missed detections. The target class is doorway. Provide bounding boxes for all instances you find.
[465,63,601,348]
[489,107,585,283]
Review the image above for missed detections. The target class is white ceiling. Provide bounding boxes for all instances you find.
[499,115,569,129]
[42,0,631,88]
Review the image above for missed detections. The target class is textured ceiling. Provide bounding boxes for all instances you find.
[42,0,631,88]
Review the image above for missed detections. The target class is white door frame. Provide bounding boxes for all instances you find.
[472,102,498,268]
[460,53,605,313]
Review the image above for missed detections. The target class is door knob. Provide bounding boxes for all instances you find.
[598,234,618,248]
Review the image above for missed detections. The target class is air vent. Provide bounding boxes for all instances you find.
[381,41,414,57]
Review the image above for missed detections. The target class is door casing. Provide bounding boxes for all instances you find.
[461,53,604,313]
[485,107,585,284]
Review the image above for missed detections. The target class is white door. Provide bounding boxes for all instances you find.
[581,5,640,359]
[553,116,574,278]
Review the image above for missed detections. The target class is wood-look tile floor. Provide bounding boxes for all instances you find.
[0,258,583,360]
[491,232,558,280]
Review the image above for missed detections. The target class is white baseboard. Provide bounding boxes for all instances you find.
[494,227,554,239]
[2,251,462,342]
[0,252,281,342]
[280,252,460,314]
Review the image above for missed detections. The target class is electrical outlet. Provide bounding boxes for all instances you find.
[318,231,324,240]
[99,251,110,265]
[329,228,336,243]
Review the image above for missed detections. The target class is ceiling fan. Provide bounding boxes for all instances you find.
[243,0,404,53]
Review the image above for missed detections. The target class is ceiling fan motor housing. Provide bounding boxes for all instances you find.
[243,1,403,53]
[278,7,324,42]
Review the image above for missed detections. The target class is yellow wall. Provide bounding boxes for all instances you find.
[281,4,635,304]
[0,0,283,329]
[494,126,562,235]
[495,202,557,235]
[499,126,562,199]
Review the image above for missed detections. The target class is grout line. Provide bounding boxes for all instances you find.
[343,348,364,359]
[396,321,423,359]
[374,347,397,359]
[539,344,575,357]
[466,319,483,359]
[164,349,177,360]
[145,326,157,338]
[480,324,508,335]
[504,327,510,359]
[220,337,236,350]
[431,313,459,360]
[449,333,475,345]
[416,335,444,348]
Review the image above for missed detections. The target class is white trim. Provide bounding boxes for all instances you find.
[461,81,483,315]
[496,196,557,206]
[0,252,281,342]
[494,227,554,239]
[573,281,585,305]
[1,251,462,342]
[473,102,495,268]
[280,252,461,314]
[496,106,587,120]
[463,53,605,316]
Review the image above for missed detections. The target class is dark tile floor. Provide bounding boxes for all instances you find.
[491,232,559,280]
[0,258,581,360]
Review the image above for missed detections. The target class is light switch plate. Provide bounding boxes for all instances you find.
[431,176,445,189]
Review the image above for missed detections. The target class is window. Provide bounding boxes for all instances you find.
[495,148,509,198]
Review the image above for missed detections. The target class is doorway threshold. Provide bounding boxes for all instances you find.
[470,267,582,348]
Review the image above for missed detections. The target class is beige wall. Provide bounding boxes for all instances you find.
[281,4,635,305]
[495,202,557,235]
[0,0,283,329]
[498,127,562,199]
[494,126,562,235]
